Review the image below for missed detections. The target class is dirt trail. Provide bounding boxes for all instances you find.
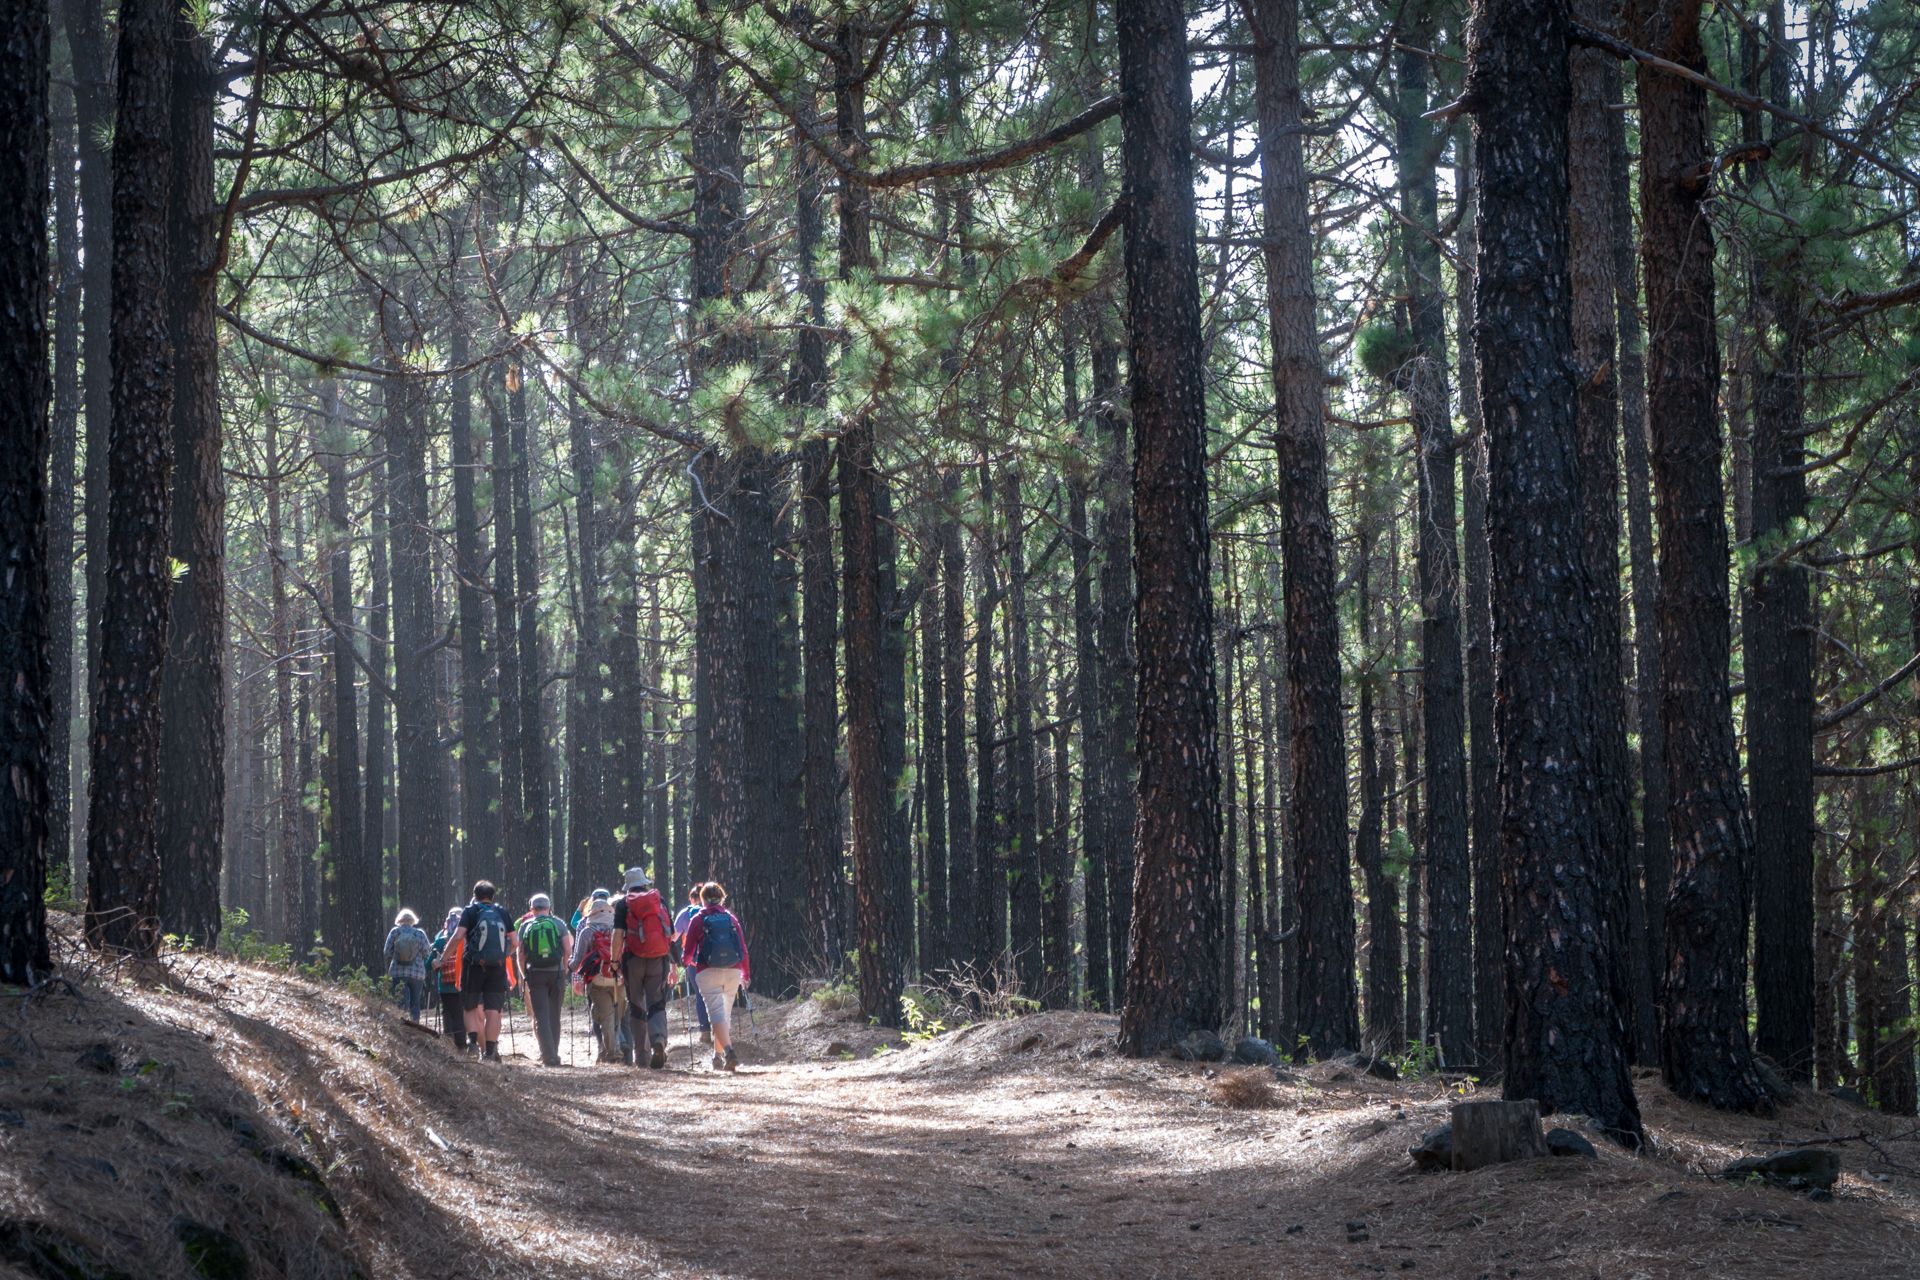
[8,962,1920,1280]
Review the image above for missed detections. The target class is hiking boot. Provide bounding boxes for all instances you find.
[711,1052,726,1071]
[650,1043,667,1070]
[465,1039,482,1057]
[724,1047,738,1073]
[483,1043,500,1062]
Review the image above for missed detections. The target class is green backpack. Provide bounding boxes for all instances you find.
[520,915,563,969]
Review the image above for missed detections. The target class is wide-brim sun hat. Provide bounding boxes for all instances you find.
[623,867,652,890]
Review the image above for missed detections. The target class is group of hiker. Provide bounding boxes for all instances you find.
[381,865,751,1072]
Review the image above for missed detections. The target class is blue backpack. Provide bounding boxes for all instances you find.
[697,912,744,968]
[469,902,511,965]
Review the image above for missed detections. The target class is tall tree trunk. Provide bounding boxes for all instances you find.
[1251,0,1357,1057]
[48,57,78,890]
[920,548,948,977]
[940,471,974,978]
[386,331,451,914]
[448,215,499,889]
[1091,313,1135,1005]
[1569,2,1638,1065]
[157,16,225,950]
[0,0,54,983]
[318,379,369,969]
[86,0,175,957]
[834,24,906,1024]
[1471,0,1642,1143]
[1630,0,1771,1113]
[1002,468,1043,997]
[509,362,549,887]
[486,358,528,900]
[1610,58,1666,1065]
[1357,507,1401,1051]
[565,318,608,885]
[1456,129,1503,1068]
[269,419,300,948]
[973,473,1002,972]
[63,0,110,884]
[1394,11,1471,1065]
[1744,1,1815,1083]
[1067,361,1107,1005]
[364,434,393,915]
[1115,0,1223,1056]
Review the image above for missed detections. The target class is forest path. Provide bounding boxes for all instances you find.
[59,963,1920,1280]
[365,990,1920,1280]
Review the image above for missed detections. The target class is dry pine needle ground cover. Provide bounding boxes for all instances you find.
[3,955,1917,1279]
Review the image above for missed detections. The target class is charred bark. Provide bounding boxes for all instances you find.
[1472,0,1642,1141]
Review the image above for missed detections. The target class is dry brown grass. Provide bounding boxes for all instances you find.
[1208,1066,1280,1109]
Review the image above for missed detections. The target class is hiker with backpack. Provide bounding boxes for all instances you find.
[681,881,750,1073]
[571,888,625,1063]
[384,909,431,1023]
[445,880,521,1061]
[609,864,675,1070]
[517,894,573,1067]
[428,906,466,1048]
[672,884,713,1046]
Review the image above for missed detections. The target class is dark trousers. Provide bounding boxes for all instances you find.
[526,968,564,1064]
[622,955,670,1057]
[439,990,466,1046]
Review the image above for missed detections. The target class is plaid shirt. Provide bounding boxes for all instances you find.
[384,926,430,981]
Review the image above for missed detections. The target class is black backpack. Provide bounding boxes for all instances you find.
[469,903,510,965]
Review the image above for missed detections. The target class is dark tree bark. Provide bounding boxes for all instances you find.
[1115,0,1224,1057]
[1394,4,1471,1066]
[63,0,110,882]
[317,379,370,970]
[1470,0,1642,1143]
[269,416,300,947]
[48,59,78,890]
[385,331,451,914]
[86,0,175,957]
[1067,339,1108,1006]
[1569,4,1638,1064]
[508,361,550,887]
[565,264,609,884]
[1001,468,1043,997]
[919,548,948,976]
[1629,0,1771,1113]
[1091,312,1136,1003]
[940,471,974,977]
[1743,2,1815,1083]
[834,23,907,1025]
[448,215,500,889]
[1251,0,1357,1058]
[485,357,528,900]
[972,472,1003,971]
[1357,511,1401,1051]
[364,429,393,915]
[1456,130,1503,1067]
[0,0,53,984]
[1609,64,1666,1065]
[157,17,225,951]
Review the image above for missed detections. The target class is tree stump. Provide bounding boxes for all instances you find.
[1449,1100,1545,1171]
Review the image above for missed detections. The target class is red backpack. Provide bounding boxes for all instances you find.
[623,889,671,958]
[579,927,615,983]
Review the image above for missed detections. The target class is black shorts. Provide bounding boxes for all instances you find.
[461,961,509,1011]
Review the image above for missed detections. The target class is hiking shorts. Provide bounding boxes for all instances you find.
[695,966,744,1034]
[461,961,509,1011]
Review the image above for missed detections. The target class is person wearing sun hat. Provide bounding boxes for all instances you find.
[609,860,675,1070]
